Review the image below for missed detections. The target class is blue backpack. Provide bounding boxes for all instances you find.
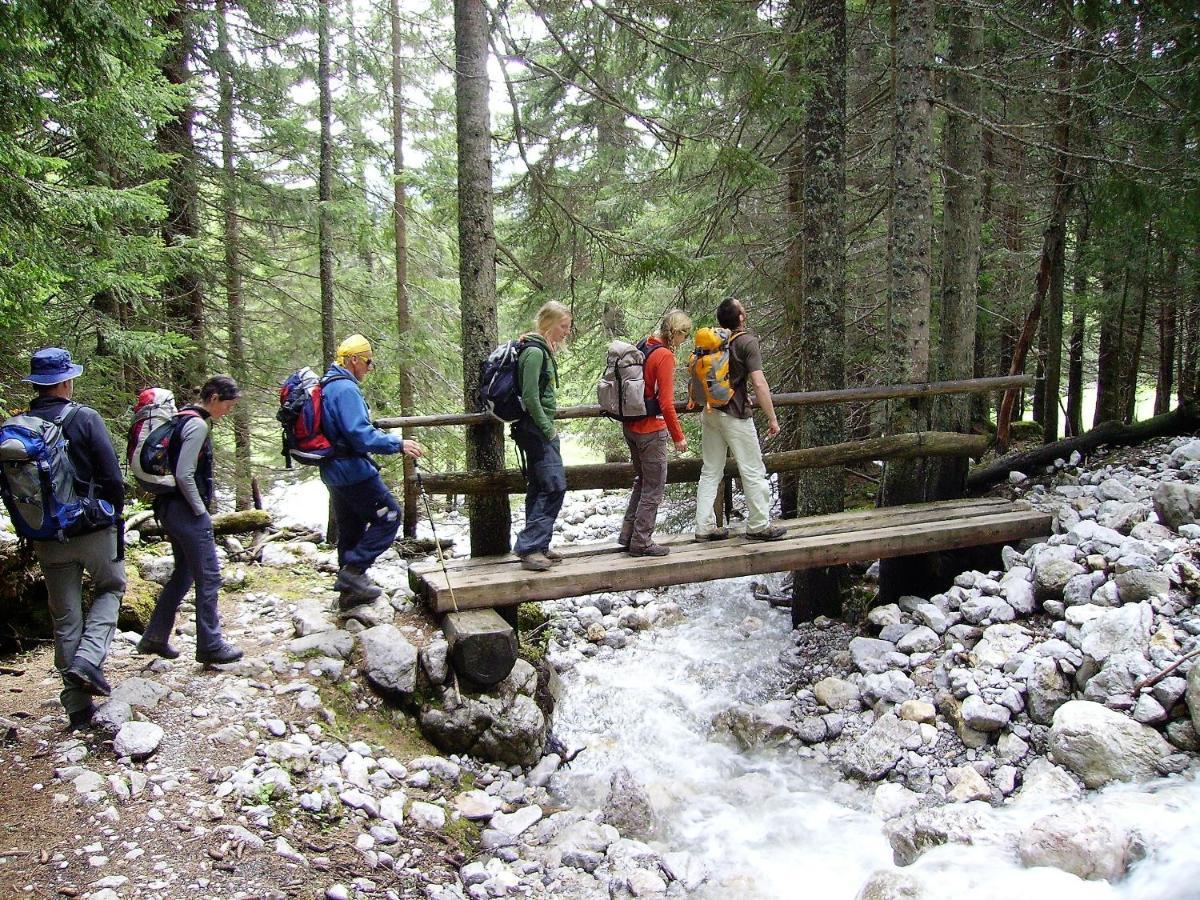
[0,405,89,541]
[480,338,547,422]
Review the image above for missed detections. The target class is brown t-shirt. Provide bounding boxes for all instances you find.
[721,330,763,419]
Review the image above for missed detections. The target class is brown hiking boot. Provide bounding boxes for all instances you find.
[629,543,670,557]
[746,526,787,542]
[695,527,730,542]
[543,547,564,565]
[519,552,553,572]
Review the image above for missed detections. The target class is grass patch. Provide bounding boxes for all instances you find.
[315,680,437,761]
[442,814,481,855]
[517,602,551,663]
[242,563,329,601]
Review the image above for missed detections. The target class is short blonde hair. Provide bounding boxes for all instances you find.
[658,309,693,344]
[536,300,571,336]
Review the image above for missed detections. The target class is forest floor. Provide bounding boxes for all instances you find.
[0,563,462,900]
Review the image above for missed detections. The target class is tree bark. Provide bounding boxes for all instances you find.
[1094,258,1126,426]
[216,0,252,510]
[155,0,204,395]
[391,0,418,538]
[1065,208,1090,437]
[933,2,983,499]
[318,0,338,543]
[787,0,847,623]
[1156,245,1179,415]
[455,0,511,556]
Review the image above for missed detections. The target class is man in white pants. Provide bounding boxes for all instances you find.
[695,297,786,542]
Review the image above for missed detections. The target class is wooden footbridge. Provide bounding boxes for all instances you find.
[409,496,1051,613]
[380,374,1048,682]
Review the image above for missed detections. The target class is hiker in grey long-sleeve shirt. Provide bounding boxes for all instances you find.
[138,375,247,666]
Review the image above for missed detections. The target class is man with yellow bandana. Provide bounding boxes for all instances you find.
[320,335,423,609]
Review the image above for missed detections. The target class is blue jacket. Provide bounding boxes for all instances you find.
[318,364,403,487]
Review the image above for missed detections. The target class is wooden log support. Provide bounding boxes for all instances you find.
[442,608,517,686]
[411,498,1052,613]
[417,431,988,497]
[374,375,1033,430]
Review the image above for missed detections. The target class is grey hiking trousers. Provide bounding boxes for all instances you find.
[34,526,125,715]
[620,427,669,552]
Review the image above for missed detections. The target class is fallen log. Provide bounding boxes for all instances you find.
[968,405,1200,492]
[416,432,987,496]
[139,508,273,539]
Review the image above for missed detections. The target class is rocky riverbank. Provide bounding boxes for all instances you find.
[2,435,1199,899]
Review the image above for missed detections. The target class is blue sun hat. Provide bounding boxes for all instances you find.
[23,348,84,386]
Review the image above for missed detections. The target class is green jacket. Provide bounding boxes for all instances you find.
[518,334,559,440]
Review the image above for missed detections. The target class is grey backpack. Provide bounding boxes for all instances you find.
[597,339,665,421]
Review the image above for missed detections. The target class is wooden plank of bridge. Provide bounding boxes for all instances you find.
[411,498,1052,614]
[414,496,1018,575]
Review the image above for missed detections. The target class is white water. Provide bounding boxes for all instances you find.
[549,575,1200,900]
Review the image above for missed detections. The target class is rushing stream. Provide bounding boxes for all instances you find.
[550,575,1200,900]
[263,477,1200,899]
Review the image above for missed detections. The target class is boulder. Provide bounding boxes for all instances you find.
[960,694,1011,732]
[813,676,860,710]
[1114,569,1171,604]
[357,624,419,696]
[109,677,169,710]
[970,623,1032,670]
[947,765,991,803]
[849,637,904,675]
[603,767,657,840]
[860,671,916,706]
[1013,758,1080,804]
[895,627,940,655]
[840,714,922,781]
[1026,657,1072,726]
[287,629,354,659]
[113,721,164,759]
[1188,659,1200,735]
[1080,603,1152,665]
[885,803,989,866]
[1018,809,1135,881]
[712,703,796,750]
[1152,482,1200,531]
[1034,558,1087,600]
[855,870,928,900]
[1048,700,1174,787]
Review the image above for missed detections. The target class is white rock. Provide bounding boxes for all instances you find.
[113,722,164,759]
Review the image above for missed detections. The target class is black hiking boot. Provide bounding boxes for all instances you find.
[334,566,383,602]
[64,659,111,697]
[196,642,244,665]
[136,636,181,660]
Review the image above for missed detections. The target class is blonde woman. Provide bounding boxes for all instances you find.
[618,309,692,556]
[513,301,572,571]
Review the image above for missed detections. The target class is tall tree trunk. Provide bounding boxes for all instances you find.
[1156,246,1178,415]
[933,2,983,499]
[1065,208,1090,437]
[455,0,511,556]
[345,0,374,271]
[392,0,418,538]
[1094,261,1128,426]
[994,15,1075,450]
[788,0,847,624]
[1123,224,1152,423]
[155,0,205,395]
[877,0,933,601]
[318,0,338,543]
[216,0,252,510]
[1179,245,1200,408]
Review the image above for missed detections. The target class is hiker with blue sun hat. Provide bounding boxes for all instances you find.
[0,348,125,731]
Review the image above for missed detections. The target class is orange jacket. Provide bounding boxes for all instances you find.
[626,336,684,443]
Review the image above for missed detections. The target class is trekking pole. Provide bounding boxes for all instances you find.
[412,458,460,615]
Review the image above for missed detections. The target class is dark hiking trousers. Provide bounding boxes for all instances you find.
[512,418,566,557]
[143,494,226,654]
[619,427,669,552]
[35,526,125,715]
[329,472,402,572]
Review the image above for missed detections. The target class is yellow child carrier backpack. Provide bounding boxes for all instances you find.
[687,327,744,409]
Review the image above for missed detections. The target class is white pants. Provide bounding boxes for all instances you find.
[695,408,772,534]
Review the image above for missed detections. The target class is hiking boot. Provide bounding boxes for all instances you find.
[695,527,730,542]
[136,636,180,660]
[746,525,787,542]
[543,547,564,564]
[66,704,95,732]
[196,642,244,666]
[629,543,670,557]
[64,659,111,697]
[334,566,382,602]
[519,552,553,572]
[338,591,375,613]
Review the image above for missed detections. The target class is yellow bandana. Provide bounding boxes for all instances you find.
[335,334,372,365]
